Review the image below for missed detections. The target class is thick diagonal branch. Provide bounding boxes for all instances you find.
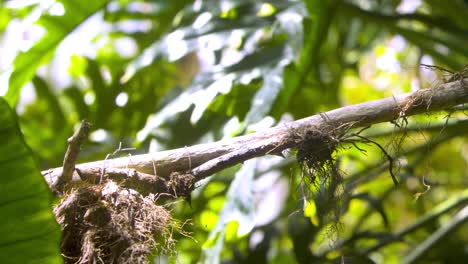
[43,79,468,194]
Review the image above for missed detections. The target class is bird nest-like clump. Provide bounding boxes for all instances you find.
[55,181,182,264]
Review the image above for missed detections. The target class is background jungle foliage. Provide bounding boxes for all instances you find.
[0,0,467,263]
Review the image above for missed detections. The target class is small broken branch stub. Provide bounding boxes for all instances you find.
[54,120,91,193]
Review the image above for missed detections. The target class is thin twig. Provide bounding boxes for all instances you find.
[420,64,454,74]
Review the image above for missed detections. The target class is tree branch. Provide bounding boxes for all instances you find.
[362,189,468,255]
[402,205,468,264]
[43,79,468,194]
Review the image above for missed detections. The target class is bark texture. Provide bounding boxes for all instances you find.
[43,79,468,193]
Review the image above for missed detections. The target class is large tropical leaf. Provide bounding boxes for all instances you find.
[201,160,257,263]
[0,97,61,263]
[4,0,110,107]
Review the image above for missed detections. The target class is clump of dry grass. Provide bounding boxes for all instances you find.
[55,181,182,264]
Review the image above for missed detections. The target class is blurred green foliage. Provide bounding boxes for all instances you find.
[0,0,467,263]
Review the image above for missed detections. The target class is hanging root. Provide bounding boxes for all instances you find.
[293,123,346,231]
[350,134,399,186]
[291,117,399,242]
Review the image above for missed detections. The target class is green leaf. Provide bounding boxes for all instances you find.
[352,192,389,228]
[244,65,284,125]
[63,86,90,120]
[302,0,336,70]
[270,0,336,119]
[339,2,467,69]
[222,45,284,73]
[4,0,110,107]
[304,200,319,226]
[271,63,300,118]
[208,80,260,121]
[0,97,61,263]
[183,16,273,40]
[32,76,66,132]
[396,26,465,69]
[201,160,257,262]
[424,0,468,30]
[85,58,113,127]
